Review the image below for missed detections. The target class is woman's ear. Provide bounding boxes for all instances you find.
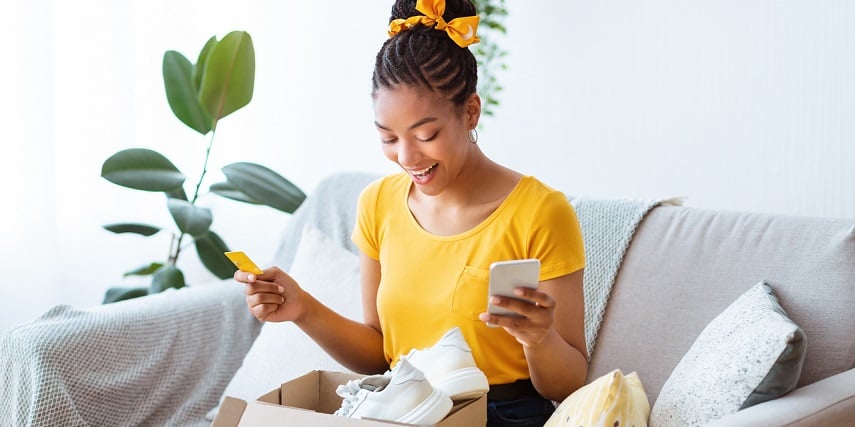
[465,93,482,129]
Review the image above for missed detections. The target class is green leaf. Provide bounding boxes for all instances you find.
[101,148,186,192]
[193,36,218,91]
[222,162,306,213]
[209,181,262,205]
[150,264,186,293]
[123,262,165,277]
[103,222,161,236]
[166,186,188,201]
[195,231,238,279]
[103,286,149,304]
[198,31,255,125]
[167,199,212,236]
[163,51,213,134]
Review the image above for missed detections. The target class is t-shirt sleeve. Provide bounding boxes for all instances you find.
[528,190,586,281]
[351,178,382,260]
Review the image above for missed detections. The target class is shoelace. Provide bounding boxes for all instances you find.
[333,379,365,416]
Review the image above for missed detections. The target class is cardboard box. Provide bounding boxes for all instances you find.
[213,370,487,427]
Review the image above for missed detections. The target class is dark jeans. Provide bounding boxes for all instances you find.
[486,396,556,427]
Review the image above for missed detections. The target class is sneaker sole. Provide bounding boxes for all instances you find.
[434,367,490,400]
[397,388,453,426]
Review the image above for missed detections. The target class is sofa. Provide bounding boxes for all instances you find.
[1,171,853,426]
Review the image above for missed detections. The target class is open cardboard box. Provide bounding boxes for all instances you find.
[213,370,487,426]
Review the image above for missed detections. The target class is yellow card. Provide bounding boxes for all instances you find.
[224,251,264,275]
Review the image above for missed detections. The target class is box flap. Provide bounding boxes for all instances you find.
[438,395,486,427]
[211,396,247,427]
[280,370,322,409]
[256,388,281,405]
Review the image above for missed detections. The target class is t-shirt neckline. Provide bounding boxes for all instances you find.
[401,175,531,241]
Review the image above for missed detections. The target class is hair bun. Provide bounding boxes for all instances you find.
[389,0,477,22]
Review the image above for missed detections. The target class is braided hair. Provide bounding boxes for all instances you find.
[372,0,479,108]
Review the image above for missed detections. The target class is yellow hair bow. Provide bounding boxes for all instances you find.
[388,0,480,48]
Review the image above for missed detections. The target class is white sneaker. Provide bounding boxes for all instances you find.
[334,359,452,426]
[399,327,489,400]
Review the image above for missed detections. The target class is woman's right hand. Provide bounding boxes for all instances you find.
[235,267,306,323]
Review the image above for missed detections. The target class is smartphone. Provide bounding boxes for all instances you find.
[224,251,264,275]
[487,259,541,322]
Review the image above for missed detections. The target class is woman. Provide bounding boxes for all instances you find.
[237,1,587,425]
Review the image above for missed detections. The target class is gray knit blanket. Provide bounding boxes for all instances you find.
[0,283,260,427]
[570,197,670,359]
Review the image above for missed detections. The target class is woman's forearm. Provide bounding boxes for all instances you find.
[293,292,389,375]
[524,328,588,402]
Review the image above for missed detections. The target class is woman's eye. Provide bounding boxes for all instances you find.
[419,131,439,142]
[380,137,397,144]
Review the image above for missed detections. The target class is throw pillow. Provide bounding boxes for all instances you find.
[208,223,361,418]
[649,282,806,427]
[545,369,650,427]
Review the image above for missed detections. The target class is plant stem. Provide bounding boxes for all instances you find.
[192,129,217,204]
[171,232,185,264]
[167,232,176,264]
[172,130,218,263]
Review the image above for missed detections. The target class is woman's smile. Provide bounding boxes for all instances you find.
[408,162,439,183]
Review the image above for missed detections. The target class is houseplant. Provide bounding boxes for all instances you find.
[100,31,305,303]
[471,0,508,117]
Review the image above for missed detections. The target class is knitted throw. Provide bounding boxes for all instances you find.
[570,197,667,359]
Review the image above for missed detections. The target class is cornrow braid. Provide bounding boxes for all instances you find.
[372,0,479,107]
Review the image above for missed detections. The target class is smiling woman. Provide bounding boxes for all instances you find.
[232,2,587,426]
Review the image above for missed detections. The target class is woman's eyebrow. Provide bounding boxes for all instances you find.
[374,117,438,131]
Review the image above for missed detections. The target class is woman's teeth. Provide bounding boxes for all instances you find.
[413,163,438,177]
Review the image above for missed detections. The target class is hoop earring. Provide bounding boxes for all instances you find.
[468,128,479,144]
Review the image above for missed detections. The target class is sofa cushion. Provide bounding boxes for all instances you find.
[649,282,806,427]
[209,223,361,417]
[545,369,650,427]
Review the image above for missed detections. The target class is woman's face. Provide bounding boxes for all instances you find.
[373,85,474,196]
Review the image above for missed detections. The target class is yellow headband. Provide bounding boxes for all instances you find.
[388,0,480,48]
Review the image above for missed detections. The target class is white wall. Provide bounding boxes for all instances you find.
[490,1,855,216]
[2,1,853,332]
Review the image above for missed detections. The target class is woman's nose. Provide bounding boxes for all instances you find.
[396,139,419,165]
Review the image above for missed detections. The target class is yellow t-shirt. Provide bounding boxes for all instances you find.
[352,172,585,385]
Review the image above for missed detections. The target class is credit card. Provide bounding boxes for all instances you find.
[224,251,264,275]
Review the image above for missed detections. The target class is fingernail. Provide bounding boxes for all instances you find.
[247,274,255,281]
[514,288,524,296]
[490,296,501,304]
[277,286,285,294]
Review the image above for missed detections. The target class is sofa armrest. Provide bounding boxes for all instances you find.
[0,282,261,427]
[704,368,855,427]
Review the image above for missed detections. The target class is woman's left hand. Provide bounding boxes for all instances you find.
[478,287,556,348]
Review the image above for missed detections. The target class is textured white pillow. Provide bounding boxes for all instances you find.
[208,224,361,418]
[650,282,806,427]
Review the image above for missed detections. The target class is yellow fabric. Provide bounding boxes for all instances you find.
[352,172,585,385]
[388,0,480,48]
[545,370,650,427]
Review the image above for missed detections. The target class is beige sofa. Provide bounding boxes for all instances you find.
[1,172,853,426]
[588,201,855,425]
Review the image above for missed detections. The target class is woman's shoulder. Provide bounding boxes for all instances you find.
[515,175,568,202]
[357,172,410,212]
